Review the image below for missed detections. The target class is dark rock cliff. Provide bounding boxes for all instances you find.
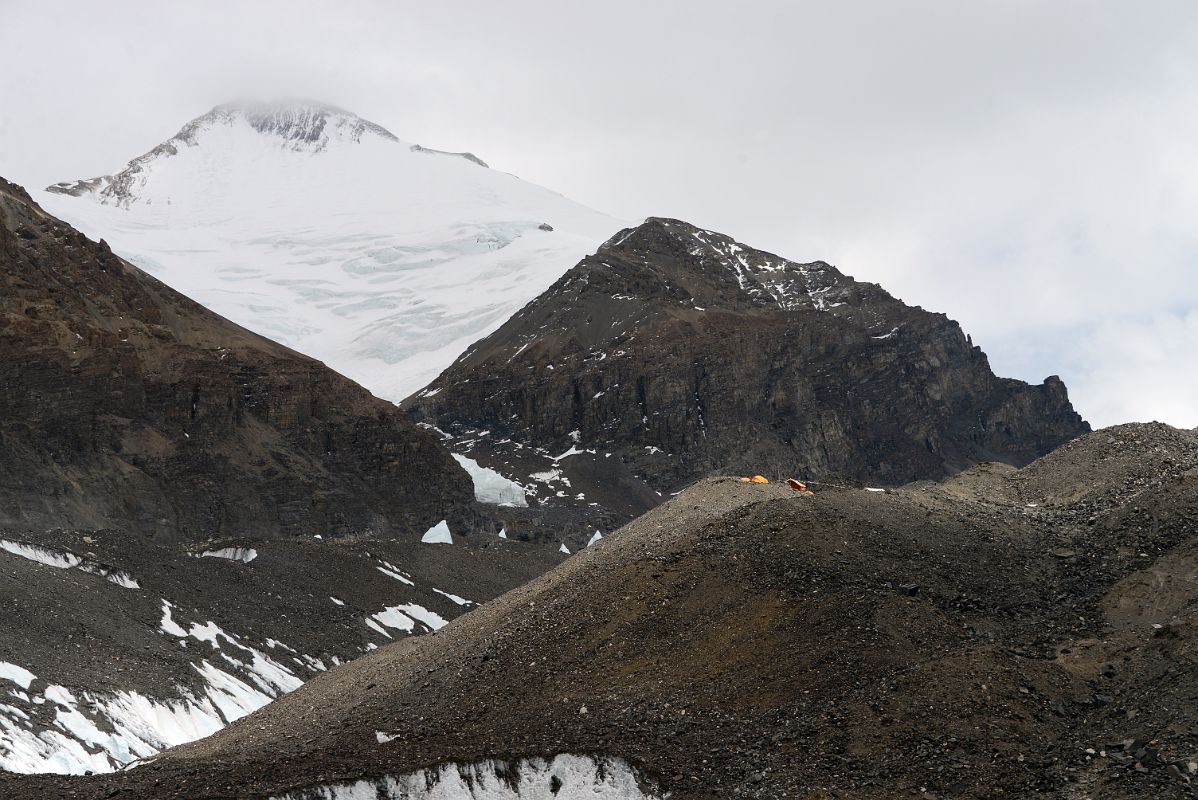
[409,217,1088,518]
[0,178,473,541]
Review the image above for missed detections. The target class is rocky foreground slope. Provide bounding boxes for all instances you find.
[409,217,1089,542]
[10,422,1197,799]
[0,178,473,540]
[0,176,570,776]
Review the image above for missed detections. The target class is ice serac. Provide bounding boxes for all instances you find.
[452,453,529,507]
[0,177,472,540]
[410,217,1090,520]
[40,100,621,402]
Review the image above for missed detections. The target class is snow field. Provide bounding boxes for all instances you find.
[39,104,622,405]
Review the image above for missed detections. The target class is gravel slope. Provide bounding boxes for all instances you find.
[5,423,1196,798]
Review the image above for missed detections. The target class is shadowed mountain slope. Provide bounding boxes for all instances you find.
[0,177,473,541]
[409,218,1089,543]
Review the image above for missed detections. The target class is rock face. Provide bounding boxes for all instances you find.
[0,178,473,541]
[409,217,1088,524]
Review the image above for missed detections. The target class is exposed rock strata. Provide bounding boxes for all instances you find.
[0,178,473,541]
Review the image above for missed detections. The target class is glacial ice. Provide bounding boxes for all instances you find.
[451,454,528,507]
[270,754,659,799]
[421,521,453,545]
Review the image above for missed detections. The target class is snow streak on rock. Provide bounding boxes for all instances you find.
[366,603,449,638]
[0,660,229,775]
[0,604,318,775]
[0,539,139,589]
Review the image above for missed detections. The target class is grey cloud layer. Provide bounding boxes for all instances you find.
[2,0,1195,427]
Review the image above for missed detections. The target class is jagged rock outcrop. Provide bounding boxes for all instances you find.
[0,178,473,540]
[409,218,1088,525]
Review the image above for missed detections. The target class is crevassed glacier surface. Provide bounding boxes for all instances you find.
[39,102,622,403]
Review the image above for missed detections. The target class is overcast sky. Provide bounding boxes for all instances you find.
[2,1,1196,429]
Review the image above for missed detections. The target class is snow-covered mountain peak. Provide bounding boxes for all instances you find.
[230,99,402,147]
[38,103,623,401]
[45,100,417,207]
[174,100,404,150]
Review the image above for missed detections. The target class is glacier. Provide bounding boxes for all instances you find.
[451,454,528,507]
[38,101,622,404]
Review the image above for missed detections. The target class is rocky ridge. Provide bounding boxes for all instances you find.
[409,217,1089,543]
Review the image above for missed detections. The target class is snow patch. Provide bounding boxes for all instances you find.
[0,663,35,691]
[369,607,415,635]
[377,561,415,585]
[198,547,258,563]
[432,588,473,606]
[368,603,448,635]
[270,754,658,799]
[157,605,303,696]
[399,603,449,631]
[0,600,339,775]
[365,618,391,639]
[105,572,140,589]
[0,659,255,775]
[0,539,140,589]
[0,539,80,569]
